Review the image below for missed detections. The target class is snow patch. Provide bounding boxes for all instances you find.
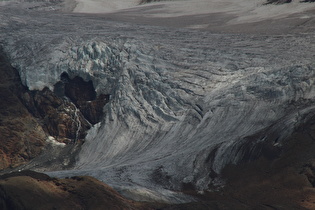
[46,136,66,147]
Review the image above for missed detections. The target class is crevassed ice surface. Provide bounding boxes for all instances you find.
[1,8,315,202]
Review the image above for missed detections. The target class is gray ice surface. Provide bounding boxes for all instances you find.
[1,5,315,203]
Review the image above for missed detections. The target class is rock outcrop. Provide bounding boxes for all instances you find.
[0,48,108,170]
[0,171,148,210]
[19,72,108,144]
[0,51,46,170]
[59,72,110,125]
[20,87,91,144]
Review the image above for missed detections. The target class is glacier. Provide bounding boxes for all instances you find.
[1,5,315,203]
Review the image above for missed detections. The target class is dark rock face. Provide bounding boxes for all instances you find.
[0,50,108,170]
[213,112,315,209]
[76,94,110,124]
[62,73,97,103]
[18,72,109,144]
[0,51,46,170]
[20,87,92,143]
[58,73,110,125]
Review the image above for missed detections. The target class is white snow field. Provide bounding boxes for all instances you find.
[1,0,315,203]
[72,0,139,13]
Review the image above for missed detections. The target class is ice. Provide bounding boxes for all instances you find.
[47,136,66,147]
[1,0,315,203]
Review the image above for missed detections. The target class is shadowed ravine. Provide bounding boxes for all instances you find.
[2,1,315,208]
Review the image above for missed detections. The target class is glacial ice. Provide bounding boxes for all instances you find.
[1,7,315,202]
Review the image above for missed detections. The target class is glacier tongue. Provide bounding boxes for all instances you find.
[2,8,315,202]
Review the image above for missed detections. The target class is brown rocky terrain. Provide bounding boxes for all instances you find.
[219,113,315,210]
[0,171,149,210]
[0,48,108,170]
[0,51,46,170]
[19,72,108,144]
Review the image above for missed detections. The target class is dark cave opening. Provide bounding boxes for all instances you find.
[54,72,110,125]
[58,72,97,103]
[19,72,110,144]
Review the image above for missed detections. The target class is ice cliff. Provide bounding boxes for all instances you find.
[1,8,315,202]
